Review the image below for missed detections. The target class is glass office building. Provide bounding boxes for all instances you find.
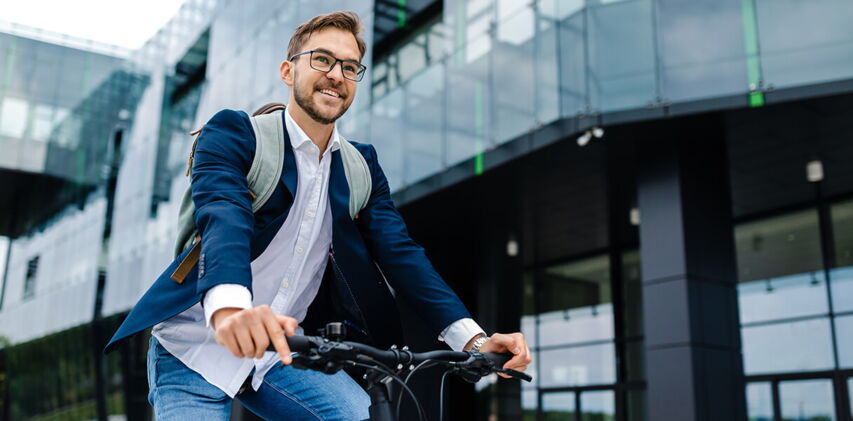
[1,0,853,420]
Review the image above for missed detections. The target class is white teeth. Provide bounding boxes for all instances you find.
[320,89,340,98]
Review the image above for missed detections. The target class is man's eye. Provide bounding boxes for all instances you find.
[315,55,330,64]
[343,64,357,73]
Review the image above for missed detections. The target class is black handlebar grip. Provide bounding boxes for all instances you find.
[482,352,513,368]
[266,335,315,353]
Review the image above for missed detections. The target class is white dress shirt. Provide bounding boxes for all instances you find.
[153,109,484,397]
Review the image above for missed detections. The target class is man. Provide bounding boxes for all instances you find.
[106,11,530,420]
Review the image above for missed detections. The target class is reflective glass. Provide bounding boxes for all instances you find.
[539,343,616,387]
[542,392,575,421]
[368,89,405,192]
[493,5,537,143]
[403,63,444,185]
[849,378,853,419]
[0,96,28,138]
[831,200,853,312]
[741,318,834,375]
[756,0,853,90]
[735,210,827,323]
[581,390,615,421]
[655,0,748,102]
[521,389,538,421]
[537,255,613,347]
[445,31,492,166]
[31,104,54,142]
[834,315,853,368]
[779,379,836,421]
[746,382,773,421]
[554,5,588,117]
[587,0,657,112]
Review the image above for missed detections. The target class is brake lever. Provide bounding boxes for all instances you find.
[495,367,533,382]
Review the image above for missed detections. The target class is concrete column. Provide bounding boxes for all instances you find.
[636,117,746,421]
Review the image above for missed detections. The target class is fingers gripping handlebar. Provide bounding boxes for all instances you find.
[273,335,533,382]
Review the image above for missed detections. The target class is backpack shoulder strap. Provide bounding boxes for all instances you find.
[247,111,285,212]
[338,138,372,219]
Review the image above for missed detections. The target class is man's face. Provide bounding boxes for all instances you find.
[283,28,360,125]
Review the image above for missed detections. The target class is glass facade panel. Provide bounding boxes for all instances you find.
[542,392,576,421]
[746,382,773,421]
[741,318,834,375]
[539,343,616,387]
[368,89,405,192]
[735,210,827,323]
[831,199,853,313]
[445,31,492,166]
[655,0,748,103]
[834,315,853,369]
[403,63,444,185]
[587,0,656,112]
[551,3,587,117]
[580,390,615,421]
[779,379,836,421]
[0,96,28,138]
[756,0,853,90]
[493,5,535,144]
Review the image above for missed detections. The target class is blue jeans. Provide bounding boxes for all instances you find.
[147,336,370,420]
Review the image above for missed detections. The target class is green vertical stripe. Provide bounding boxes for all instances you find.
[474,81,484,176]
[741,0,764,107]
[397,0,407,28]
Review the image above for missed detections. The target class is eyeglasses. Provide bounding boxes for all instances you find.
[289,50,367,82]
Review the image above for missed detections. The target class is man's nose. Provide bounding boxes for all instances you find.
[326,62,345,82]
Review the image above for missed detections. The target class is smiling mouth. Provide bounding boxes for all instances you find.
[318,88,342,99]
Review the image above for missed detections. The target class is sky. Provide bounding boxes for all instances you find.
[0,0,187,50]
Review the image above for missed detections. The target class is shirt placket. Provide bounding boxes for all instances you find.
[270,145,324,315]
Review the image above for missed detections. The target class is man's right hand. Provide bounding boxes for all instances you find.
[212,304,298,365]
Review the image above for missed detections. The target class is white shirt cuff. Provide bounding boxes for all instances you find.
[438,318,486,351]
[202,284,253,328]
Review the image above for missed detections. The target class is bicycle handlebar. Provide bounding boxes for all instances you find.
[275,335,532,382]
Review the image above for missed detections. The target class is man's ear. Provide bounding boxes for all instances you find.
[280,60,293,87]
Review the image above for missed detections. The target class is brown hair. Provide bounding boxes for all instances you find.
[286,11,367,61]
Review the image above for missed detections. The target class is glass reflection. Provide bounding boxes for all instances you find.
[738,271,829,324]
[833,315,853,368]
[746,382,773,421]
[542,392,575,421]
[539,343,616,387]
[779,379,836,421]
[831,200,853,312]
[741,318,834,375]
[581,390,615,421]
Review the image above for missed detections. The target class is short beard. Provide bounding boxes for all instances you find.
[293,73,350,125]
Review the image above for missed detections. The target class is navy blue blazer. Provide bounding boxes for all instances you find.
[105,109,471,353]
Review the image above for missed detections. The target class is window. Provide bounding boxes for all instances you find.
[0,97,29,138]
[22,256,39,300]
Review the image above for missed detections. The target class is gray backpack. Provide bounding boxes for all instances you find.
[169,103,372,284]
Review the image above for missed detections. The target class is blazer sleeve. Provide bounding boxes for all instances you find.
[356,144,472,334]
[190,109,256,297]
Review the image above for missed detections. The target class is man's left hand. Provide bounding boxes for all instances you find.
[476,333,532,378]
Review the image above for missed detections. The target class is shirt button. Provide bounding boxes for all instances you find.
[296,247,304,253]
[306,211,314,217]
[282,281,289,288]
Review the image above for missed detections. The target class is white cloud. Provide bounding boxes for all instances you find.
[0,0,187,50]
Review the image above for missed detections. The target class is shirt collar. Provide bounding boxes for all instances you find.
[284,107,341,155]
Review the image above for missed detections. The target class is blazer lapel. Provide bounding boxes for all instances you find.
[280,114,297,197]
[328,149,350,223]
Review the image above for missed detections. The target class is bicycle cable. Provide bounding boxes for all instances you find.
[438,370,451,421]
[350,360,428,421]
[395,359,439,420]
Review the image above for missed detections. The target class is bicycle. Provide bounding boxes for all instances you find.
[272,322,532,421]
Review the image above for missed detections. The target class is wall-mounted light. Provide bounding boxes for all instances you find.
[506,236,519,257]
[806,160,823,183]
[630,207,640,226]
[576,126,605,147]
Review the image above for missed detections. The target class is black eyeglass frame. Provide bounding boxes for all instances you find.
[289,50,367,82]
